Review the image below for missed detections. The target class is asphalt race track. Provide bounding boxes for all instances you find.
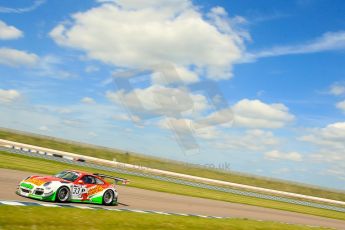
[0,168,344,229]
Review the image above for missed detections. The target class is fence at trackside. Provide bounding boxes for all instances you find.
[0,139,345,213]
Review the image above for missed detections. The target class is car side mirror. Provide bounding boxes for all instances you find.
[77,180,84,185]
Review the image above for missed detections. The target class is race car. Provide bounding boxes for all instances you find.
[16,170,129,205]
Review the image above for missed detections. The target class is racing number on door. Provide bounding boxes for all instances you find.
[72,186,87,199]
[73,186,82,195]
[72,186,86,198]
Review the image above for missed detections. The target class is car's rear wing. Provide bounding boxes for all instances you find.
[93,173,129,185]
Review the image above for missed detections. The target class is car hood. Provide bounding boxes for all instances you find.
[24,175,70,186]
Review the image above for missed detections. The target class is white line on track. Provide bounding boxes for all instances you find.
[151,211,171,215]
[39,203,60,207]
[0,201,25,206]
[129,209,148,213]
[74,206,93,209]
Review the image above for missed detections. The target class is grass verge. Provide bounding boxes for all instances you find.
[1,151,344,221]
[0,206,331,230]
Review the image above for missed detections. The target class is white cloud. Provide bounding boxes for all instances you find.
[106,85,209,118]
[0,48,38,67]
[194,126,219,140]
[112,113,131,121]
[329,82,345,96]
[195,108,234,129]
[81,97,96,104]
[216,129,280,152]
[159,117,193,132]
[301,122,345,152]
[0,0,45,13]
[187,99,294,130]
[107,90,294,130]
[246,31,345,60]
[0,89,21,104]
[97,0,191,12]
[159,117,220,140]
[264,150,302,162]
[158,117,280,151]
[0,21,22,40]
[301,122,345,177]
[151,66,199,84]
[232,99,295,128]
[50,0,247,80]
[33,55,75,78]
[112,113,141,123]
[38,125,49,131]
[336,100,345,113]
[0,53,74,78]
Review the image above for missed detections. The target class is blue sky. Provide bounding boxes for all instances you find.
[0,0,345,190]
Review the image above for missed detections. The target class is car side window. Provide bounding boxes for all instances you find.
[81,176,89,184]
[95,177,104,185]
[81,175,96,184]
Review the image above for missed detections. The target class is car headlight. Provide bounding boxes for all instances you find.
[43,182,51,187]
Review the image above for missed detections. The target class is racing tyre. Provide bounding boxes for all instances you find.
[56,186,70,203]
[103,190,114,206]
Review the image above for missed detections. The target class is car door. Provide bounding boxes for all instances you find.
[71,175,94,201]
[82,175,102,200]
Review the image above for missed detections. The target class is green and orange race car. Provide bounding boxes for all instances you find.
[16,170,129,205]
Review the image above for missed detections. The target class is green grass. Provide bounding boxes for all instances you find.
[1,128,344,202]
[0,206,331,230]
[1,151,345,221]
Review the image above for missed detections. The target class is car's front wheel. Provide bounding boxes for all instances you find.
[56,186,70,203]
[103,190,114,206]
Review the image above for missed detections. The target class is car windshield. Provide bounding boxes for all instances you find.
[54,171,80,182]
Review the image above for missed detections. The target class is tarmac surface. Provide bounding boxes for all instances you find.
[0,168,344,229]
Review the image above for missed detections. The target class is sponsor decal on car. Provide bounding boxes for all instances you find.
[20,182,34,189]
[88,185,104,196]
[25,178,45,186]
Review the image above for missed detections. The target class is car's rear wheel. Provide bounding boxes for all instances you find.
[56,186,70,203]
[103,190,114,206]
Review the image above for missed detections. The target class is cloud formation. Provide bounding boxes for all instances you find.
[0,0,45,13]
[232,99,295,128]
[301,122,345,153]
[0,48,38,67]
[336,100,345,113]
[50,0,247,80]
[0,89,21,104]
[246,31,345,60]
[329,82,345,96]
[106,85,208,118]
[301,122,345,181]
[217,129,280,152]
[0,21,22,40]
[81,97,96,104]
[264,150,302,162]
